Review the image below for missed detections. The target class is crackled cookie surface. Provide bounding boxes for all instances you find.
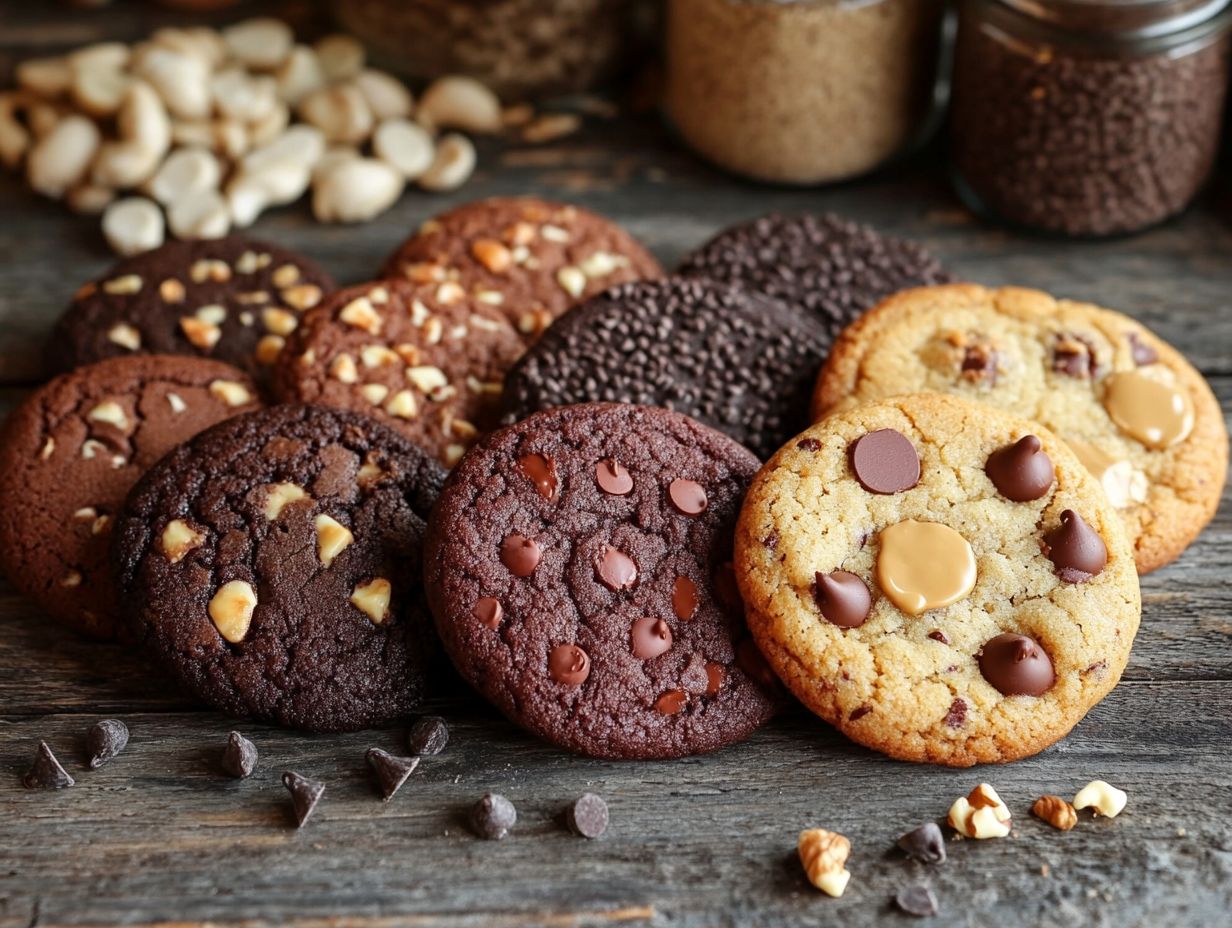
[813,284,1227,573]
[735,393,1140,766]
[424,403,780,759]
[114,405,444,731]
[0,355,260,639]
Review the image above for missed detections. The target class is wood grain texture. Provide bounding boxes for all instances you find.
[1,3,1231,926]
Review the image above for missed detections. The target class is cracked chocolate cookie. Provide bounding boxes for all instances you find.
[424,403,780,759]
[813,284,1227,573]
[46,236,336,382]
[113,404,444,731]
[499,276,827,459]
[735,393,1141,766]
[272,279,524,468]
[382,197,664,341]
[0,355,260,639]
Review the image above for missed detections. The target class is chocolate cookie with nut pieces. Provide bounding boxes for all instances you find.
[735,393,1141,766]
[382,196,664,340]
[113,404,445,732]
[424,403,781,759]
[0,355,261,639]
[813,284,1228,573]
[273,279,524,468]
[46,235,336,382]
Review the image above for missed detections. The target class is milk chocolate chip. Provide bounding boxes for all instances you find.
[813,570,872,629]
[549,643,590,686]
[500,534,541,577]
[672,575,698,620]
[631,617,673,659]
[978,633,1055,696]
[595,458,633,495]
[473,596,503,628]
[655,689,687,715]
[1044,510,1107,582]
[985,435,1054,501]
[519,453,558,500]
[668,478,707,515]
[596,546,637,591]
[850,429,920,494]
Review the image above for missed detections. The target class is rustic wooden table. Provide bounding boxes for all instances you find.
[2,4,1231,927]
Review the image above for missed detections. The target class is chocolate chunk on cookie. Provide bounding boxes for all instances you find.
[500,277,827,459]
[46,236,335,381]
[813,283,1227,573]
[113,405,444,731]
[735,393,1140,766]
[272,279,524,468]
[0,355,260,638]
[424,403,779,759]
[382,197,664,340]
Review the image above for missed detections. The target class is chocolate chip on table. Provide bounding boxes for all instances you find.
[850,429,920,494]
[86,719,129,769]
[978,633,1056,697]
[408,716,449,756]
[366,748,420,801]
[813,570,872,629]
[895,884,939,918]
[221,731,258,779]
[985,435,1055,502]
[897,822,946,864]
[23,741,74,789]
[282,771,325,827]
[1044,509,1107,582]
[470,792,517,840]
[566,793,609,839]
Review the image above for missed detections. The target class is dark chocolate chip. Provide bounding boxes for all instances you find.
[985,435,1055,502]
[850,429,920,494]
[549,644,590,686]
[672,575,698,620]
[763,531,779,550]
[961,342,999,384]
[850,704,873,721]
[566,792,609,839]
[928,629,950,644]
[704,662,724,696]
[221,731,258,778]
[631,616,673,659]
[23,741,74,789]
[796,437,822,452]
[814,570,872,628]
[470,792,516,840]
[897,822,946,864]
[595,459,633,495]
[944,698,968,728]
[282,771,324,827]
[596,546,638,591]
[86,719,128,769]
[366,747,419,800]
[519,453,557,500]
[978,633,1055,696]
[655,689,688,715]
[1128,331,1158,366]
[1052,333,1098,378]
[408,716,449,756]
[668,478,707,515]
[473,596,503,628]
[1044,509,1107,582]
[500,533,541,577]
[895,884,939,918]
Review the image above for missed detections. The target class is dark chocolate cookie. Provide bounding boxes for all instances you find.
[46,236,336,381]
[424,402,780,759]
[500,276,827,459]
[677,212,953,342]
[0,355,261,639]
[382,196,664,341]
[272,278,524,468]
[113,404,444,731]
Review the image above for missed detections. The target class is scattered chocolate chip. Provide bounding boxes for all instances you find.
[86,719,128,769]
[668,478,708,515]
[763,531,779,550]
[978,633,1055,696]
[796,437,822,452]
[470,792,516,840]
[408,716,450,756]
[23,741,74,789]
[596,546,638,591]
[1044,509,1107,582]
[705,662,725,696]
[927,629,950,644]
[655,689,688,715]
[944,698,968,728]
[1052,333,1098,378]
[519,453,557,500]
[814,570,872,628]
[895,884,939,918]
[549,644,591,686]
[595,458,633,495]
[500,533,541,577]
[897,822,946,864]
[985,435,1055,502]
[849,704,873,721]
[566,792,609,839]
[473,596,503,628]
[221,731,258,778]
[366,747,419,800]
[850,429,920,494]
[961,341,999,384]
[1128,331,1158,366]
[282,771,324,827]
[672,575,698,620]
[631,616,673,659]
[1082,659,1109,679]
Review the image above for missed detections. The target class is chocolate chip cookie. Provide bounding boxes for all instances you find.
[46,236,335,381]
[0,355,260,639]
[272,279,524,467]
[424,403,780,759]
[735,392,1141,766]
[113,404,444,731]
[500,277,827,459]
[813,284,1227,573]
[382,197,664,340]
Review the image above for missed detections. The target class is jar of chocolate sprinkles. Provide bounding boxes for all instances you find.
[950,0,1232,237]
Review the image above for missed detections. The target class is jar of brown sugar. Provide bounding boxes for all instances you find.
[950,0,1232,237]
[664,0,947,185]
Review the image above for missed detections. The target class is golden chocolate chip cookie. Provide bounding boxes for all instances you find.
[735,393,1141,766]
[812,284,1227,573]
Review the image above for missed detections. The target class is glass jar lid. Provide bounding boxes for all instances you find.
[999,0,1230,36]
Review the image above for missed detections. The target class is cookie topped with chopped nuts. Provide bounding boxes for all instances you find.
[0,355,261,639]
[272,279,524,468]
[113,404,445,731]
[382,196,664,340]
[45,235,336,382]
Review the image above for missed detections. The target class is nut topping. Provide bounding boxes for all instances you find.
[208,579,256,643]
[161,518,205,563]
[948,784,1012,839]
[350,578,391,624]
[1031,795,1078,831]
[263,482,308,520]
[314,514,353,567]
[1073,780,1127,818]
[208,379,252,407]
[798,828,851,897]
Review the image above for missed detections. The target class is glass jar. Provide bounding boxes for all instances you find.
[664,0,946,185]
[950,0,1232,237]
